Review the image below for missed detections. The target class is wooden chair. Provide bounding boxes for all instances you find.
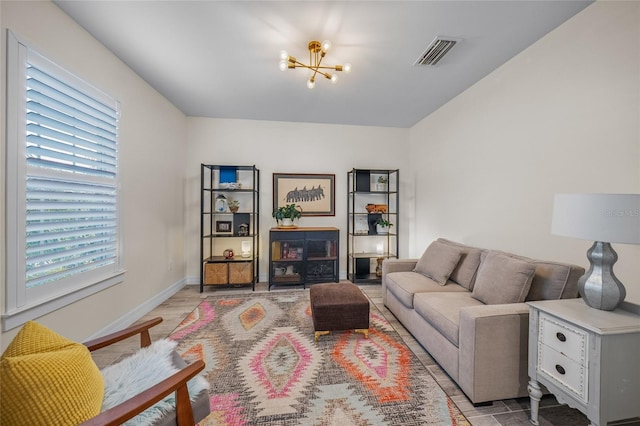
[80,317,209,426]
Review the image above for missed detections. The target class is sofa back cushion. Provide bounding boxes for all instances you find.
[437,239,484,291]
[471,251,535,305]
[526,261,584,301]
[492,250,585,301]
[414,241,462,285]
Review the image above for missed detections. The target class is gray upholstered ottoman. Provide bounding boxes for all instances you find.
[309,283,369,341]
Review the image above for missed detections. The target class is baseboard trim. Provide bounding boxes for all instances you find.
[84,278,186,341]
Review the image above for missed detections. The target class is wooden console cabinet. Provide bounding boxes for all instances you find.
[269,227,339,290]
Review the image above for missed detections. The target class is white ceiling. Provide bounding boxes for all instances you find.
[54,1,592,128]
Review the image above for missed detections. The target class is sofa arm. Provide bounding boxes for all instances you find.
[458,303,531,403]
[381,258,419,305]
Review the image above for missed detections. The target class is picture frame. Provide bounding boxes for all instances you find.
[273,173,335,216]
[215,220,233,234]
[233,213,250,236]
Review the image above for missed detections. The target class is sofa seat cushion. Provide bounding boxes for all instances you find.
[386,271,468,308]
[413,293,484,347]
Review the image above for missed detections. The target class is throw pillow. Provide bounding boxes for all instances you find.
[414,241,462,285]
[471,251,536,304]
[449,249,482,290]
[0,321,104,426]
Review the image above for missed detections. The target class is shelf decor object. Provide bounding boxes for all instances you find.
[200,164,260,291]
[551,193,640,311]
[279,40,351,89]
[347,168,399,284]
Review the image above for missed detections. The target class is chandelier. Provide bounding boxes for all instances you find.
[279,40,351,89]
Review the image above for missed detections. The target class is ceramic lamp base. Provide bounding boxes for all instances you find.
[578,241,626,311]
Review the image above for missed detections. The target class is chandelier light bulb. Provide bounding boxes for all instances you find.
[343,63,352,73]
[279,59,288,71]
[307,78,315,89]
[321,40,332,52]
[280,50,288,60]
[330,74,338,83]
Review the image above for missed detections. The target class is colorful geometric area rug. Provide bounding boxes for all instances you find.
[169,290,469,426]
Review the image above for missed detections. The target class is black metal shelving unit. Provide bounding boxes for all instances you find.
[200,164,259,291]
[347,169,399,284]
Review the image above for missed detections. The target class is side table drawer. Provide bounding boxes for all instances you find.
[538,344,588,402]
[539,312,587,365]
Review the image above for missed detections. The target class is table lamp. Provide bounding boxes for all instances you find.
[551,193,640,310]
[241,241,251,258]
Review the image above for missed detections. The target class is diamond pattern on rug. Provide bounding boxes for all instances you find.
[333,329,412,404]
[222,297,284,341]
[177,339,218,375]
[238,326,322,417]
[305,383,386,425]
[370,311,394,332]
[170,300,216,341]
[170,290,469,425]
[204,393,247,426]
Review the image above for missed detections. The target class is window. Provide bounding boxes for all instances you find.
[4,32,124,330]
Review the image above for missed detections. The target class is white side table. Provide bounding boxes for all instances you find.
[527,298,640,426]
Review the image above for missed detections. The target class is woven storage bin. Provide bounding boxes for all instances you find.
[229,262,253,284]
[204,263,228,285]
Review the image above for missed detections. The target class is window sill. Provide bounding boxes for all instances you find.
[2,271,125,331]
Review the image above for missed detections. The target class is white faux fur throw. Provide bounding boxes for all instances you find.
[101,339,209,426]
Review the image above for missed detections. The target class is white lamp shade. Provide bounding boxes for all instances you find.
[551,194,640,244]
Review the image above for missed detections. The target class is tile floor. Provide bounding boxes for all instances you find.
[91,283,640,426]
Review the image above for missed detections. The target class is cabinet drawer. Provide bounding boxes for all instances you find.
[204,263,228,285]
[539,313,587,365]
[229,262,253,284]
[538,344,588,402]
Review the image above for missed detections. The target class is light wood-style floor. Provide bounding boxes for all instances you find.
[91,283,639,426]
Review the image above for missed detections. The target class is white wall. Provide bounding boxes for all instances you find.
[186,118,409,283]
[409,1,640,304]
[1,0,188,348]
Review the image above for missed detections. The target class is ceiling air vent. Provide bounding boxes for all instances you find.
[414,37,460,66]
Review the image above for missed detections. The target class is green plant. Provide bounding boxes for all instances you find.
[272,204,302,222]
[228,199,240,208]
[376,217,393,228]
[377,175,388,184]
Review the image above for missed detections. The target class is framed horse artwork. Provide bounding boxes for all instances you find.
[273,173,335,216]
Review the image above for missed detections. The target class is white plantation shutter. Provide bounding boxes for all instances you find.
[4,32,124,330]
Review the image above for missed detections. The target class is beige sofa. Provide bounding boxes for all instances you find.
[382,238,584,404]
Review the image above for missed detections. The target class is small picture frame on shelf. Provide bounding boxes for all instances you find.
[215,220,233,235]
[233,213,250,236]
[354,215,369,235]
